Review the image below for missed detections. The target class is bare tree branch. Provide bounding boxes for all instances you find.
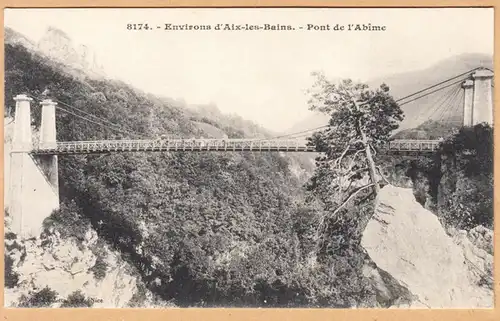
[350,139,364,146]
[317,183,374,232]
[331,183,375,218]
[333,144,351,168]
[346,167,369,180]
[342,179,354,193]
[347,149,365,171]
[376,166,391,185]
[313,183,375,252]
[331,141,365,173]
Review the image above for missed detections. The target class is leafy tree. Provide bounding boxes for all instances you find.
[90,256,108,280]
[305,73,403,248]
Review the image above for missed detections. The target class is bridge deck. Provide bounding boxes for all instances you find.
[22,139,442,155]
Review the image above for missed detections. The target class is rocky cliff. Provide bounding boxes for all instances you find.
[4,227,161,308]
[5,26,105,78]
[4,116,164,307]
[37,27,105,77]
[362,185,493,308]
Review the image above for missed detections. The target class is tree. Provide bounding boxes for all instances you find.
[306,73,403,248]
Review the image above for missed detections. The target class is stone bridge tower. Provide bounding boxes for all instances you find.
[462,68,494,126]
[7,95,59,238]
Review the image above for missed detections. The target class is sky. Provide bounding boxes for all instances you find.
[4,8,494,132]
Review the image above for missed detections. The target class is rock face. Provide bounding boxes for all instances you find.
[37,27,105,77]
[5,26,105,78]
[4,116,162,308]
[4,226,164,308]
[361,185,493,308]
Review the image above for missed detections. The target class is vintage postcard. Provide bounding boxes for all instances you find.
[2,7,495,311]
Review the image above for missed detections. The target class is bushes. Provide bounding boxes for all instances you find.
[17,287,58,307]
[128,283,149,307]
[16,288,97,308]
[435,124,493,229]
[5,231,17,240]
[42,200,92,240]
[291,245,376,308]
[60,291,95,307]
[4,254,19,288]
[90,256,108,280]
[404,123,493,230]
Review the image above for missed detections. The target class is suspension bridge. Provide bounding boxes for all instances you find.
[9,68,494,157]
[6,67,494,238]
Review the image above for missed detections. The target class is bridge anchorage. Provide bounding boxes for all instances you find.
[6,68,493,238]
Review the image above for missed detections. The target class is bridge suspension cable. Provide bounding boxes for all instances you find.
[395,67,487,104]
[449,87,465,122]
[434,85,463,122]
[23,67,490,145]
[420,80,463,122]
[28,94,147,139]
[279,69,486,139]
[397,76,470,107]
[265,125,329,140]
[55,105,145,138]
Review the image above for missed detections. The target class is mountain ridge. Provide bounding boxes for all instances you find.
[5,26,106,78]
[285,53,493,136]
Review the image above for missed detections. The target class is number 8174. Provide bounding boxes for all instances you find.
[127,24,151,30]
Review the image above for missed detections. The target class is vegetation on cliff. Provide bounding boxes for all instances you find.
[405,124,493,230]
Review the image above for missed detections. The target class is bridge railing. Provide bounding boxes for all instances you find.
[38,138,317,153]
[387,139,441,152]
[28,138,443,154]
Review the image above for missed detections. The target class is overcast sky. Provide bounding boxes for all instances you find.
[4,8,494,132]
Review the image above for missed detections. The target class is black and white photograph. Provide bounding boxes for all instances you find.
[3,8,494,308]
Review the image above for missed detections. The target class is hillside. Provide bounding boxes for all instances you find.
[4,35,328,307]
[392,120,459,140]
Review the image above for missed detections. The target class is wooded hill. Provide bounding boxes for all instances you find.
[5,41,382,307]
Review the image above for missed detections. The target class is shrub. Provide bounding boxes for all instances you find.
[4,254,19,288]
[403,123,493,230]
[60,290,95,308]
[90,256,108,280]
[437,124,493,230]
[127,283,148,307]
[42,200,91,240]
[17,287,58,307]
[5,231,17,240]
